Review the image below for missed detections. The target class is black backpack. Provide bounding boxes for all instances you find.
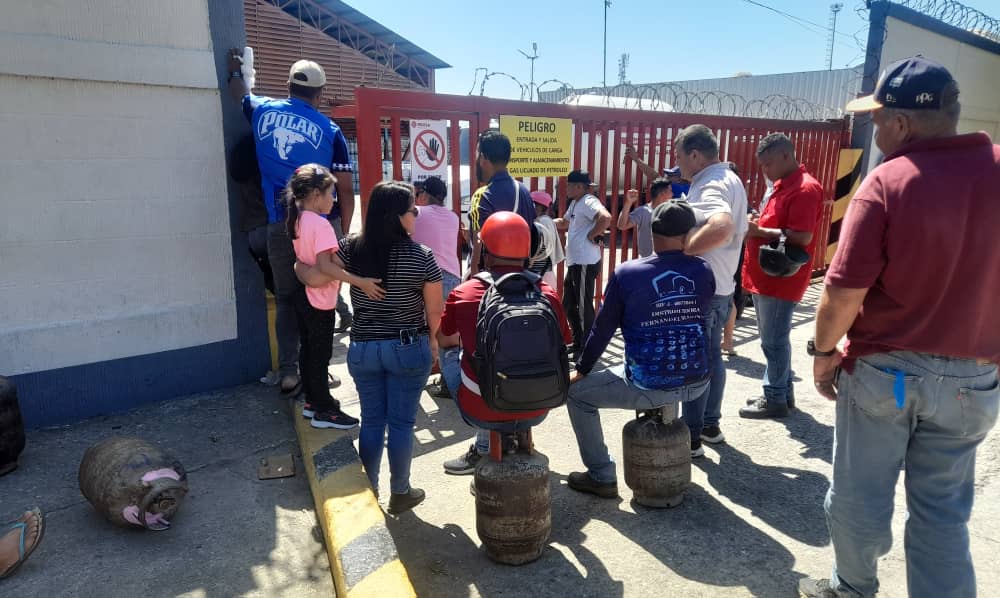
[471,271,570,412]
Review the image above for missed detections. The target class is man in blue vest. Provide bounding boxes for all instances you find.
[228,51,354,394]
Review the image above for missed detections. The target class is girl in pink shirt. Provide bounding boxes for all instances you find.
[285,164,383,429]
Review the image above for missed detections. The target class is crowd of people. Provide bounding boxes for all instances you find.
[216,50,1000,598]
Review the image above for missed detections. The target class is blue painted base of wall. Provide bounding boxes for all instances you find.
[10,303,269,428]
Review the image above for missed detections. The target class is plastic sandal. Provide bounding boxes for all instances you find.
[0,508,44,579]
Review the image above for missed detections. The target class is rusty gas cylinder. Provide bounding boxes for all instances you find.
[474,431,550,565]
[79,436,188,531]
[622,403,690,508]
[0,377,26,477]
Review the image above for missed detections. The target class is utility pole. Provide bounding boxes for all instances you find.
[518,42,539,101]
[826,3,843,70]
[603,0,612,88]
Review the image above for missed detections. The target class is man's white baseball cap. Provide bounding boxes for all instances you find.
[289,60,326,88]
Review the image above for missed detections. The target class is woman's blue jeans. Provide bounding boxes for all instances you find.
[347,336,432,495]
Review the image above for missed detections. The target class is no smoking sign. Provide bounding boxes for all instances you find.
[409,120,448,181]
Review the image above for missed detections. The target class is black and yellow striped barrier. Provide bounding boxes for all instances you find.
[825,148,865,265]
[292,403,416,597]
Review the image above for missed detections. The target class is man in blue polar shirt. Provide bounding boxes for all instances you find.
[566,199,715,498]
[227,51,355,393]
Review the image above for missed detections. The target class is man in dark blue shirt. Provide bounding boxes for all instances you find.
[467,129,537,275]
[566,200,715,498]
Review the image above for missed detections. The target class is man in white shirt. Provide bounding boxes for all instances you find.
[674,125,749,456]
[554,170,612,356]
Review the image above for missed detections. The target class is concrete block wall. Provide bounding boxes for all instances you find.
[0,0,269,425]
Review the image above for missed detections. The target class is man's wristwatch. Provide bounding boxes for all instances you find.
[807,339,837,357]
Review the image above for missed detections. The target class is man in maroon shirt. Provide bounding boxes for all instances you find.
[800,56,1000,598]
[739,133,824,419]
[438,212,572,474]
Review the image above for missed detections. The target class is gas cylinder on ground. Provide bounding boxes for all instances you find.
[79,436,188,531]
[0,376,25,477]
[622,403,690,508]
[474,430,550,565]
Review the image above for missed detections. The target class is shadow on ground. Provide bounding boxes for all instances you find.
[1,385,332,597]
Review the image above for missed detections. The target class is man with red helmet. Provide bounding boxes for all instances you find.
[438,212,572,474]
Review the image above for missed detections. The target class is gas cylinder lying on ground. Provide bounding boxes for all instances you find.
[622,403,690,508]
[0,376,26,477]
[79,436,188,531]
[474,429,551,565]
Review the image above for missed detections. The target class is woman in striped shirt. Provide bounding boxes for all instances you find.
[338,182,442,514]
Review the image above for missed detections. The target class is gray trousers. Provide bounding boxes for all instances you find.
[825,351,999,597]
[266,222,301,377]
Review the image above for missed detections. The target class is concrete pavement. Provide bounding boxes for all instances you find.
[327,281,1000,597]
[1,385,333,598]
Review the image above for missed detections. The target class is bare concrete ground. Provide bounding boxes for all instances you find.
[329,281,1000,598]
[2,386,334,598]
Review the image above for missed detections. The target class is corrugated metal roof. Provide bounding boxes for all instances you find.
[540,67,863,119]
[284,0,450,69]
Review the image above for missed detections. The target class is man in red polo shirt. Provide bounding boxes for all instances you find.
[739,133,824,419]
[438,212,572,474]
[799,56,1000,598]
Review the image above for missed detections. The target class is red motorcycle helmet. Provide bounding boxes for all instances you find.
[480,211,530,259]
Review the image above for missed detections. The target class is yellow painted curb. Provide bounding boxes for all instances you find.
[291,401,417,597]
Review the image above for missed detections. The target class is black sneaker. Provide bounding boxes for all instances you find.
[739,397,790,419]
[798,577,850,597]
[302,402,316,419]
[387,487,425,514]
[745,394,795,410]
[311,409,360,430]
[429,375,451,399]
[443,445,481,475]
[700,425,726,444]
[691,439,704,458]
[567,472,619,498]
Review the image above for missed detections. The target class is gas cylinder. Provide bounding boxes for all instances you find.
[0,376,26,477]
[474,430,550,565]
[79,436,188,531]
[622,403,690,508]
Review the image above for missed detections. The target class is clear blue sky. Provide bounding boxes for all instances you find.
[357,0,1000,99]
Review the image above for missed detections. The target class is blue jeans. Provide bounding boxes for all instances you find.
[568,365,709,483]
[441,271,462,302]
[825,351,998,597]
[347,336,432,495]
[440,346,545,455]
[682,294,731,437]
[753,293,797,407]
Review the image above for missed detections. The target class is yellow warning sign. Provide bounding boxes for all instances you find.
[499,115,573,177]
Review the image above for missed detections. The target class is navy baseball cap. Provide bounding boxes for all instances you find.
[651,199,697,237]
[846,55,957,112]
[663,166,681,177]
[567,170,597,186]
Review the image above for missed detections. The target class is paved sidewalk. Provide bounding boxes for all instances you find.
[327,282,1000,597]
[1,385,334,598]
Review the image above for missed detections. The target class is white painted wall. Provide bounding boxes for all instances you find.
[0,1,237,375]
[867,16,1000,170]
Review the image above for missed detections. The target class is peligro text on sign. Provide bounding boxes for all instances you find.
[499,115,573,178]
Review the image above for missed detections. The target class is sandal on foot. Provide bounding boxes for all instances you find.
[0,508,45,579]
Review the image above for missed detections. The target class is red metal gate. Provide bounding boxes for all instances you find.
[335,88,847,304]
